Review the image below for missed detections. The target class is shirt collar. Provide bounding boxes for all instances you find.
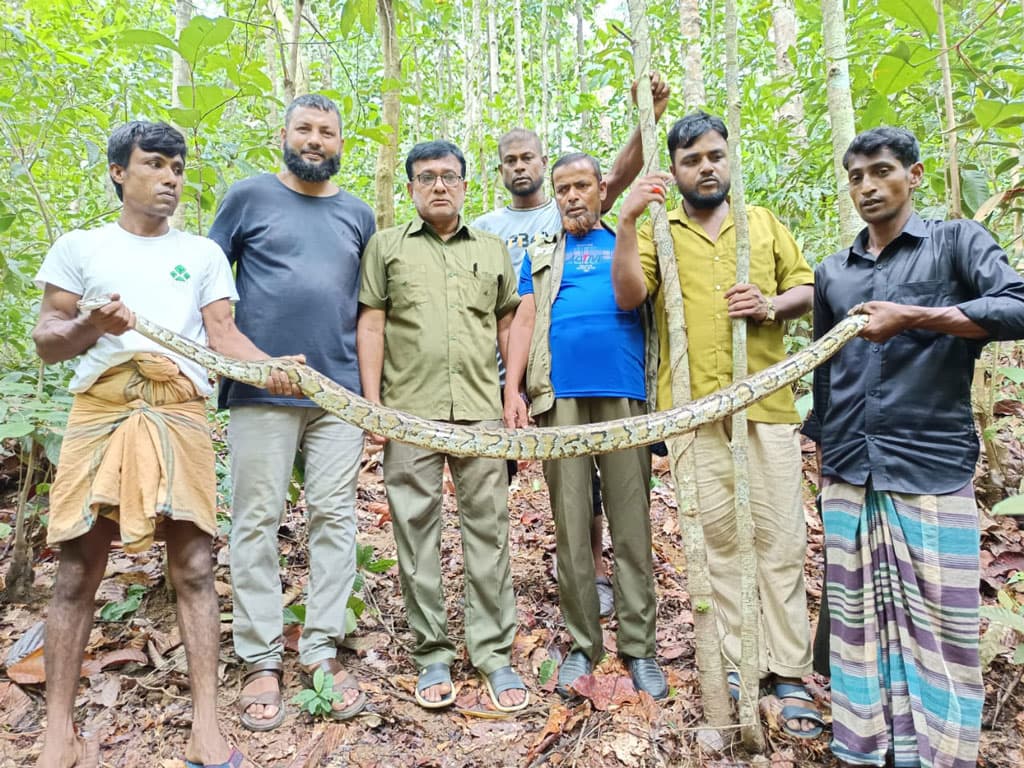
[409,215,475,240]
[667,201,734,239]
[845,211,928,265]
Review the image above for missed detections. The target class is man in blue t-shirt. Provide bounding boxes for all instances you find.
[207,94,374,730]
[502,153,665,700]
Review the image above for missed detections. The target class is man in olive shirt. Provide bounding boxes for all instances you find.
[357,140,527,712]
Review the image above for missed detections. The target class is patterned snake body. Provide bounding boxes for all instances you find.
[78,298,865,460]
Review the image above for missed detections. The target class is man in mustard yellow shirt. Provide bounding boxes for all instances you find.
[611,112,822,739]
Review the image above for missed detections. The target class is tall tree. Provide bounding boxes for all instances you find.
[772,0,806,145]
[934,0,962,218]
[678,0,706,108]
[374,0,400,230]
[170,0,192,231]
[626,0,733,737]
[820,0,858,245]
[513,0,526,125]
[725,0,764,750]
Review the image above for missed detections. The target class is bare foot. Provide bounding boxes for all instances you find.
[36,732,96,768]
[419,681,452,704]
[184,730,233,767]
[497,687,527,708]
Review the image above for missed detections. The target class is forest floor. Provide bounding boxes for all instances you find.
[1,438,1023,768]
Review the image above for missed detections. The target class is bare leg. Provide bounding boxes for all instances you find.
[35,519,117,768]
[165,521,232,766]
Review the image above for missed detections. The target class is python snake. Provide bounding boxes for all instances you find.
[77,297,866,460]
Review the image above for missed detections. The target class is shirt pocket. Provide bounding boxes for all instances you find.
[461,268,498,315]
[388,264,428,308]
[896,279,948,307]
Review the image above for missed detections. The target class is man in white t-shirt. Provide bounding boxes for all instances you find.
[472,75,669,618]
[31,121,297,768]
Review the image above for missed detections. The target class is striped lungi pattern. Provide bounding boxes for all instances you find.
[822,481,983,768]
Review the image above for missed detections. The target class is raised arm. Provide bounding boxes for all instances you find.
[602,73,671,211]
[612,173,672,310]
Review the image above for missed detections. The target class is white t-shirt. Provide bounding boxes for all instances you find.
[34,222,238,395]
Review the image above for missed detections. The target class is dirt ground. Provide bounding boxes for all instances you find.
[1,443,1023,768]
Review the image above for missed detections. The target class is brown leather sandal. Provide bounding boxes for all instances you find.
[301,657,366,720]
[238,659,285,732]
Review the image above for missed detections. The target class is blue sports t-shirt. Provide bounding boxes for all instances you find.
[520,228,645,400]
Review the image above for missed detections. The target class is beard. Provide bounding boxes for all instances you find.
[680,177,730,210]
[561,207,600,236]
[282,144,340,182]
[508,175,544,198]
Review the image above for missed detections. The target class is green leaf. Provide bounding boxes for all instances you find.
[0,210,17,233]
[980,605,1024,633]
[873,43,930,95]
[344,606,358,635]
[992,495,1024,516]
[538,658,555,685]
[168,107,203,129]
[960,170,990,217]
[878,0,937,34]
[0,421,33,440]
[282,604,306,624]
[795,392,813,420]
[0,522,12,539]
[339,0,361,38]
[118,29,178,52]
[974,100,1024,129]
[99,584,147,621]
[347,594,366,619]
[998,366,1024,385]
[178,16,234,65]
[359,0,376,34]
[365,557,397,574]
[1013,643,1024,665]
[291,689,317,706]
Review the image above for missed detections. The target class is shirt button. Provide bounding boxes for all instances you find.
[870,390,879,397]
[868,436,876,441]
[875,265,883,270]
[715,285,721,291]
[872,345,880,352]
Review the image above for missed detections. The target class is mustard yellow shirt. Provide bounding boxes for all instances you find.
[359,216,519,421]
[638,204,813,422]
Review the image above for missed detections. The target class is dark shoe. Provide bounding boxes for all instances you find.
[626,656,668,700]
[595,576,615,618]
[555,651,592,698]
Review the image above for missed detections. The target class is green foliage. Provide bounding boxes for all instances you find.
[538,658,556,685]
[992,495,1024,516]
[979,588,1024,669]
[291,667,343,717]
[99,583,147,621]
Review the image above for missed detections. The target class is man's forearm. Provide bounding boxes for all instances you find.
[612,218,650,310]
[773,284,814,321]
[503,309,533,396]
[911,305,988,339]
[33,315,104,364]
[356,314,385,402]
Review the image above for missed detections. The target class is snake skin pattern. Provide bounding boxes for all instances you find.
[77,297,866,460]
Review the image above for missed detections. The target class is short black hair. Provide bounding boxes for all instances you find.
[667,111,728,158]
[843,127,920,170]
[497,128,543,159]
[284,93,342,130]
[405,140,466,180]
[550,152,602,182]
[106,121,187,201]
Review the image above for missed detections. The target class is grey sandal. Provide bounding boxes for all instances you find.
[239,659,285,731]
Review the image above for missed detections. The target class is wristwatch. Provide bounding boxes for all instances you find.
[760,298,777,325]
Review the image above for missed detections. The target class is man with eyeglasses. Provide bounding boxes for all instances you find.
[357,141,528,713]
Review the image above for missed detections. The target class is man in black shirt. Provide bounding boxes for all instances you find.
[809,127,1024,768]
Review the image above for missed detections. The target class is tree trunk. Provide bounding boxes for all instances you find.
[487,0,499,207]
[678,0,706,109]
[772,0,806,144]
[575,0,588,139]
[170,0,191,231]
[820,0,859,245]
[513,0,526,126]
[374,0,399,231]
[725,0,764,751]
[935,0,961,218]
[626,0,733,736]
[540,0,550,144]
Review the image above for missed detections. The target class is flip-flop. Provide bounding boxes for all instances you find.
[481,665,529,713]
[301,657,367,720]
[185,746,245,768]
[414,662,456,709]
[774,681,826,739]
[238,659,285,732]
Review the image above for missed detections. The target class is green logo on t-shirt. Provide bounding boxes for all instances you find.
[170,265,191,282]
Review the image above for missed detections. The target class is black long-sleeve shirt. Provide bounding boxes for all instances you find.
[807,213,1024,494]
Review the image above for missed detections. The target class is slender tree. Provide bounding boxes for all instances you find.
[170,0,192,231]
[820,0,859,245]
[513,0,526,125]
[626,0,733,736]
[935,0,962,218]
[374,0,400,230]
[678,0,706,108]
[772,0,806,145]
[725,0,764,750]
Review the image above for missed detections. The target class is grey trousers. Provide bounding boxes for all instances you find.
[383,422,516,675]
[538,398,656,662]
[229,405,363,666]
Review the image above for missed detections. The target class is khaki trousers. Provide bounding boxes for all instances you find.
[229,405,364,666]
[384,421,515,675]
[694,420,812,677]
[538,398,656,662]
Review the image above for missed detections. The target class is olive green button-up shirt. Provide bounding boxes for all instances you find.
[359,216,520,421]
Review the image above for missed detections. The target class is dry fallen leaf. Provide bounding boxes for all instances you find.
[570,673,638,711]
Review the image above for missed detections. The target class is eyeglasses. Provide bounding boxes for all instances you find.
[413,172,463,187]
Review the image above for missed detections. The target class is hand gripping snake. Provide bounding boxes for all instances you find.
[77,297,865,460]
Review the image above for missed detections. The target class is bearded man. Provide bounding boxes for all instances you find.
[208,94,375,730]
